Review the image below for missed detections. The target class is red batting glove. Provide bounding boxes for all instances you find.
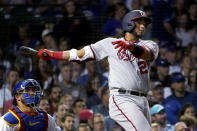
[112,40,134,53]
[37,49,54,60]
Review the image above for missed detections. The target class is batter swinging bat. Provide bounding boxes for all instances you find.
[20,46,48,57]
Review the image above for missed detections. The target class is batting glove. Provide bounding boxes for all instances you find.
[37,49,63,60]
[37,49,54,60]
[112,40,134,53]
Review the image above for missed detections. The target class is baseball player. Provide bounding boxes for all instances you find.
[37,10,159,131]
[0,79,61,131]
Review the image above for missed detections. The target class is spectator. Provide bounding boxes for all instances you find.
[59,37,70,51]
[187,2,197,30]
[78,0,100,19]
[187,68,197,92]
[61,113,75,131]
[180,55,192,78]
[41,28,59,70]
[38,0,64,18]
[125,0,141,11]
[10,23,40,56]
[0,48,11,75]
[13,52,34,79]
[71,62,83,83]
[157,41,169,59]
[60,94,73,113]
[142,5,154,40]
[39,96,50,113]
[7,0,32,4]
[54,102,69,129]
[178,103,196,120]
[91,86,109,117]
[152,0,176,42]
[172,0,186,16]
[187,44,197,69]
[179,115,197,131]
[93,113,106,131]
[77,61,108,87]
[72,99,86,129]
[104,115,118,131]
[34,59,57,90]
[53,0,91,48]
[151,104,174,131]
[175,13,197,47]
[2,71,20,115]
[100,58,109,79]
[0,66,12,116]
[162,73,197,124]
[165,45,181,75]
[58,62,86,101]
[48,85,62,115]
[41,29,58,51]
[155,59,171,88]
[79,109,93,130]
[151,123,161,131]
[85,74,102,109]
[174,122,189,131]
[102,2,127,37]
[77,123,91,131]
[3,69,20,90]
[150,81,164,104]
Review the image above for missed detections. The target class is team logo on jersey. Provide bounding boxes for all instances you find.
[140,11,145,16]
[117,50,135,62]
[29,121,40,126]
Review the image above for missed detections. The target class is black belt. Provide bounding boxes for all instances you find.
[118,89,147,97]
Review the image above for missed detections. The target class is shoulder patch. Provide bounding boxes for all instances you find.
[3,112,19,126]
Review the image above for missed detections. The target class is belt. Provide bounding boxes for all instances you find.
[118,89,147,97]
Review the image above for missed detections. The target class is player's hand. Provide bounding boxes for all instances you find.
[37,49,54,60]
[112,40,134,53]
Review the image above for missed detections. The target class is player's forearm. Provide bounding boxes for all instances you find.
[38,46,93,62]
[62,46,94,62]
[61,51,69,60]
[61,48,84,60]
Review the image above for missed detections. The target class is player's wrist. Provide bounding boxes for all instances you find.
[52,51,63,60]
[127,43,134,51]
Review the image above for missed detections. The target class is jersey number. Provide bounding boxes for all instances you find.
[138,61,148,74]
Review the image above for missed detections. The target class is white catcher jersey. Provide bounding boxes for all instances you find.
[91,37,159,93]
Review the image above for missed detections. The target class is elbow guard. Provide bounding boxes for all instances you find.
[68,46,95,62]
[69,49,79,61]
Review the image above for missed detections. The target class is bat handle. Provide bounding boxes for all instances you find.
[42,52,49,57]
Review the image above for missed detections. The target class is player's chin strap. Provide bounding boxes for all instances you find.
[26,103,38,111]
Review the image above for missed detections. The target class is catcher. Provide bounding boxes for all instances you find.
[0,79,60,131]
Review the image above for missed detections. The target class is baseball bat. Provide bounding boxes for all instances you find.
[20,46,48,57]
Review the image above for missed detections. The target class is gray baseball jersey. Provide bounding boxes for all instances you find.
[91,37,159,93]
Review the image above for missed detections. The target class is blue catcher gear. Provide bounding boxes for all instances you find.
[13,79,42,107]
[122,10,152,32]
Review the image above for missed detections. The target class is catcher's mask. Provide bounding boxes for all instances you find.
[13,79,42,108]
[122,10,152,32]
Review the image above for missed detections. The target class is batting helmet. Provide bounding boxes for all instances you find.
[13,79,42,107]
[122,10,152,32]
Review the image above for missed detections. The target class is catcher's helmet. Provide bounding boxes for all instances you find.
[122,10,152,32]
[13,79,42,107]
